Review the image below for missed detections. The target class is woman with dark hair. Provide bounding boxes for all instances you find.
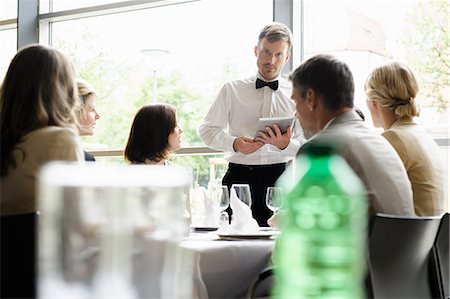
[0,44,84,216]
[124,104,183,165]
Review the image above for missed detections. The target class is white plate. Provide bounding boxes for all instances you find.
[217,231,279,240]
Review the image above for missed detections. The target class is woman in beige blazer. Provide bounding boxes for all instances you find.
[0,44,84,216]
[365,62,446,216]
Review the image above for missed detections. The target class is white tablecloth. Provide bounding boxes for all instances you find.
[182,233,275,298]
[136,232,275,299]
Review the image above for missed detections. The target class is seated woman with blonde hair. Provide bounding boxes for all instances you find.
[75,79,100,161]
[124,104,183,165]
[365,62,446,216]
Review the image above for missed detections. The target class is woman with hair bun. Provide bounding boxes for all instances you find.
[365,62,446,216]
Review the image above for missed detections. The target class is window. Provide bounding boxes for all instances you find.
[303,0,449,141]
[0,0,17,80]
[302,0,449,209]
[0,0,17,19]
[2,0,448,195]
[47,0,273,151]
[39,0,272,185]
[0,28,17,79]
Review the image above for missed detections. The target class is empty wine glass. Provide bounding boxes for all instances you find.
[231,184,252,207]
[212,185,230,212]
[265,187,283,214]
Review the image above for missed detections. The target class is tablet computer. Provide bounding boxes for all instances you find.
[254,116,294,138]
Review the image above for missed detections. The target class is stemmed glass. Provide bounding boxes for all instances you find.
[265,187,284,214]
[212,185,230,213]
[231,184,252,207]
[212,186,230,230]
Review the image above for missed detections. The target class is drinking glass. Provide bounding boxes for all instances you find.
[265,187,284,214]
[212,185,230,212]
[231,184,252,207]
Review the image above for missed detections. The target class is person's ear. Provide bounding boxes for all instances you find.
[306,89,317,112]
[254,45,259,57]
[369,99,379,110]
[284,51,291,63]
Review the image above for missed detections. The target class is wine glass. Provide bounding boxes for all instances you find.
[265,187,284,214]
[212,185,230,212]
[231,184,252,207]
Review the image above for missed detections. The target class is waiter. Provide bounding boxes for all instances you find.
[198,22,304,226]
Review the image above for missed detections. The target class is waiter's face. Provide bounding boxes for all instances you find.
[255,38,290,81]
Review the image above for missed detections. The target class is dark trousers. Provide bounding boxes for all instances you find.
[222,162,287,226]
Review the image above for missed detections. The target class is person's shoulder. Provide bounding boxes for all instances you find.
[17,126,83,162]
[23,126,78,143]
[318,118,392,153]
[225,75,255,87]
[45,126,79,141]
[382,128,402,141]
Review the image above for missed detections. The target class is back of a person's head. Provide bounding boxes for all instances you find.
[258,22,292,51]
[125,104,177,163]
[0,44,78,176]
[365,62,420,118]
[290,54,355,111]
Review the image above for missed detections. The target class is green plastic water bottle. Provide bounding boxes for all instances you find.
[272,141,367,299]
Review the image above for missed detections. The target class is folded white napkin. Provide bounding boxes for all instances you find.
[229,188,259,234]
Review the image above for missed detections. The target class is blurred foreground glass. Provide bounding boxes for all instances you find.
[37,163,193,299]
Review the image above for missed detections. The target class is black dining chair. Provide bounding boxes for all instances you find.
[367,213,442,299]
[246,266,275,299]
[1,212,39,299]
[432,212,449,299]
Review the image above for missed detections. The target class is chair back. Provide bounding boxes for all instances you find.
[246,266,275,299]
[1,212,38,299]
[367,213,442,299]
[433,212,449,299]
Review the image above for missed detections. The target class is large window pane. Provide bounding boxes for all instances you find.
[49,0,272,186]
[303,0,449,140]
[0,0,18,20]
[50,0,272,150]
[0,29,17,80]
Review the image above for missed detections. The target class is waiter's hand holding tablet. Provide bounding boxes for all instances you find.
[254,116,294,149]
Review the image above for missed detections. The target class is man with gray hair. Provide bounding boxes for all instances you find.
[290,54,414,216]
[199,22,304,225]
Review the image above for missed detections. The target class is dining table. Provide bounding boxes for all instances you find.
[135,229,277,299]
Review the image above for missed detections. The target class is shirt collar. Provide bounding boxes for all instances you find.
[390,117,415,129]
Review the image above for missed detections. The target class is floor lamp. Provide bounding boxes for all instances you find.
[140,49,171,103]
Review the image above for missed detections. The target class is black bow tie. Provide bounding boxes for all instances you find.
[256,78,279,91]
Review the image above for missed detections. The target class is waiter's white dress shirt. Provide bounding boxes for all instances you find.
[198,73,304,165]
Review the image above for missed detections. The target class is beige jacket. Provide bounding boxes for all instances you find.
[383,117,447,216]
[1,126,84,215]
[308,111,415,216]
